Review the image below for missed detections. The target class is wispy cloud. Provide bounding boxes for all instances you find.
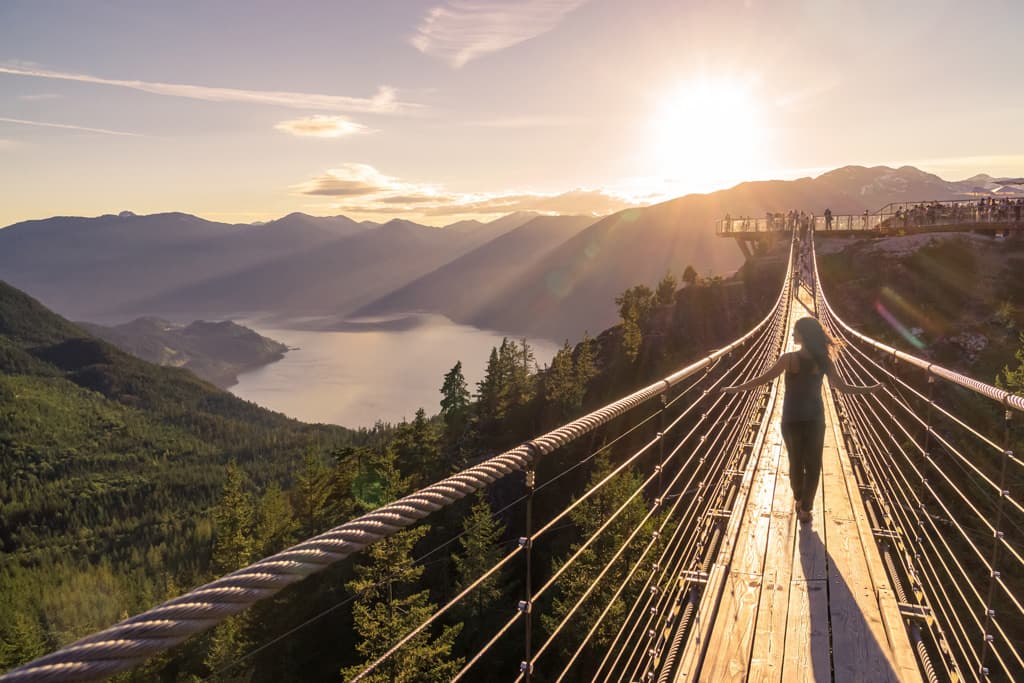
[468,115,579,128]
[0,116,142,137]
[293,163,416,197]
[419,188,639,216]
[274,115,371,138]
[295,162,641,219]
[0,63,418,113]
[411,0,590,68]
[16,93,61,101]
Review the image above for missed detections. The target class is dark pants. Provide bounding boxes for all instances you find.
[781,420,826,511]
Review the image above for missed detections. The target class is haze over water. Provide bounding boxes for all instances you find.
[231,315,559,428]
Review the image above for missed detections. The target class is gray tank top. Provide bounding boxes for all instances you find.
[782,354,824,423]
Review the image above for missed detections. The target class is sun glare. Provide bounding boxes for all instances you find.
[650,79,764,192]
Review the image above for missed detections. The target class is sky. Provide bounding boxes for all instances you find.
[1,0,1022,227]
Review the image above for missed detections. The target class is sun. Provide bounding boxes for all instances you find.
[649,78,764,191]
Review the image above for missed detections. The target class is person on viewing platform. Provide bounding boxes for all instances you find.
[720,317,881,524]
[824,208,832,230]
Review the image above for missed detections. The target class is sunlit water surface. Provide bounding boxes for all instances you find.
[231,315,558,428]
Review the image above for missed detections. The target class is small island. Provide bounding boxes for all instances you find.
[79,317,288,388]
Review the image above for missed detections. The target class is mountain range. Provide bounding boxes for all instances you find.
[1,165,1019,341]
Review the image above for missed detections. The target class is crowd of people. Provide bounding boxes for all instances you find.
[883,197,1023,228]
[721,196,1024,234]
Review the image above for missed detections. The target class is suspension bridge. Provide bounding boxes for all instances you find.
[2,218,1022,682]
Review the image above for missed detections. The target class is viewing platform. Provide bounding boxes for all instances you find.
[716,199,1024,259]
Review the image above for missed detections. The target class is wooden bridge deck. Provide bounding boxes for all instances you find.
[674,288,922,682]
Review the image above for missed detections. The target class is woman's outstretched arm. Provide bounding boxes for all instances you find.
[828,374,883,394]
[721,354,791,393]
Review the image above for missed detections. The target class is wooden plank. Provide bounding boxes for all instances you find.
[700,433,782,680]
[747,444,798,683]
[819,381,903,683]
[780,578,830,682]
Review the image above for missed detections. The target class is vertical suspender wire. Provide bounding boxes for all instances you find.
[979,410,1013,679]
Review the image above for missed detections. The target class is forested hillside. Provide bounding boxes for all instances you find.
[0,280,362,673]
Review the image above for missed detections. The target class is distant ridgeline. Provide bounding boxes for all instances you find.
[0,260,782,679]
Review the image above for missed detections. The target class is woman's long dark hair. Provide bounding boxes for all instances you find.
[794,317,836,376]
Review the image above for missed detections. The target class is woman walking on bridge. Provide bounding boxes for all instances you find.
[722,317,881,523]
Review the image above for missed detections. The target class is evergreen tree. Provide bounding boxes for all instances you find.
[998,332,1024,394]
[656,272,677,305]
[540,455,652,670]
[342,455,462,682]
[440,361,470,423]
[0,609,46,672]
[206,462,257,677]
[392,408,441,485]
[452,494,506,629]
[476,347,503,422]
[509,338,536,407]
[293,451,338,537]
[211,461,255,574]
[545,340,578,419]
[682,264,699,287]
[439,361,471,471]
[576,332,598,396]
[616,285,654,362]
[255,482,296,556]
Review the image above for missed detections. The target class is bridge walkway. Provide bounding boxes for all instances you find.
[674,285,922,682]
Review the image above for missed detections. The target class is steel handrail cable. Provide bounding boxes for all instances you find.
[831,352,983,673]
[450,380,760,682]
[1,268,791,683]
[848,378,1024,612]
[833,328,1024,533]
[629,378,784,683]
[827,320,1024,553]
[818,291,1024,522]
[831,322,1024,499]
[835,324,1015,461]
[623,347,784,683]
[864,387,1024,578]
[813,240,1024,576]
[597,311,787,680]
[833,351,1024,664]
[212,360,722,680]
[837,372,1024,672]
[577,378,770,683]
[835,393,968,683]
[595,290,791,680]
[589,389,759,681]
[454,323,785,683]
[837,387,1016,678]
[632,274,794,682]
[838,388,981,680]
[811,234,1023,412]
[552,389,756,683]
[608,338,786,682]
